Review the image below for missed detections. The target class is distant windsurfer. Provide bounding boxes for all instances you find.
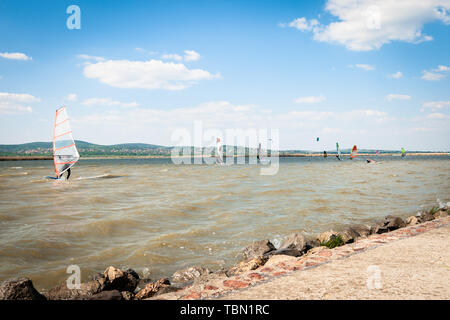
[216,137,223,164]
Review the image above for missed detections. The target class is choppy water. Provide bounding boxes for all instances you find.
[0,155,449,291]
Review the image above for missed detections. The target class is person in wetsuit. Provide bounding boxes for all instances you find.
[58,168,71,180]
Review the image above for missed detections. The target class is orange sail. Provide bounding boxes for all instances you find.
[350,145,358,159]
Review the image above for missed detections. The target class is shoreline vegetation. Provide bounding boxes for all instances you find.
[1,141,449,160]
[1,152,449,161]
[0,203,448,300]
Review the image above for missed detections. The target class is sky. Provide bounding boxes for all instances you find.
[0,0,449,151]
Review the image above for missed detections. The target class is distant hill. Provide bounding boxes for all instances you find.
[0,141,170,156]
[0,141,443,157]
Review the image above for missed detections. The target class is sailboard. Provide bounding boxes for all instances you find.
[401,147,406,158]
[49,106,79,179]
[350,145,358,159]
[336,142,341,160]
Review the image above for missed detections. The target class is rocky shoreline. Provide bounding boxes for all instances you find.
[0,204,448,300]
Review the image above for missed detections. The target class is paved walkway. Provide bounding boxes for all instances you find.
[156,216,450,300]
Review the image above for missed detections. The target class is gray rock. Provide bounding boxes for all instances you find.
[103,266,139,292]
[242,240,275,260]
[305,239,320,251]
[383,215,406,231]
[338,227,360,244]
[317,230,338,244]
[226,256,268,276]
[172,266,210,284]
[134,278,171,300]
[46,278,105,300]
[269,233,307,257]
[88,290,123,300]
[416,211,435,223]
[350,225,371,238]
[0,277,46,300]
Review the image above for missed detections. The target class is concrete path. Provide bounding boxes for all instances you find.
[156,216,450,300]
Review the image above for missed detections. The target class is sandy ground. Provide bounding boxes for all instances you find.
[220,224,450,300]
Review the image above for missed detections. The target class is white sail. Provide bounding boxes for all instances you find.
[53,106,79,176]
[216,138,223,164]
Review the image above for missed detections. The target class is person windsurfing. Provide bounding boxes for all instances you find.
[47,106,79,180]
[257,142,261,162]
[336,142,341,160]
[350,145,358,160]
[216,137,223,164]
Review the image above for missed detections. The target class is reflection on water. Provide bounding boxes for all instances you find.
[0,156,449,291]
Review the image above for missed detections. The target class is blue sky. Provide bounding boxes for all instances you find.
[1,0,449,150]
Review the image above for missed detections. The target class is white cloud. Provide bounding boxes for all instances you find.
[288,17,320,31]
[162,50,201,62]
[350,64,375,71]
[284,0,450,51]
[71,98,401,149]
[0,52,32,61]
[436,65,450,72]
[294,96,327,104]
[426,112,450,119]
[386,94,411,101]
[390,71,403,79]
[66,93,78,102]
[161,53,183,61]
[421,71,445,81]
[83,59,220,90]
[421,65,450,81]
[0,92,39,115]
[77,54,105,62]
[422,101,450,110]
[184,50,201,61]
[81,97,139,108]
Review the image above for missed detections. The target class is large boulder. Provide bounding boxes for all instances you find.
[406,216,419,226]
[46,278,106,300]
[242,240,275,260]
[226,256,267,276]
[416,211,435,223]
[134,278,171,300]
[317,230,339,244]
[338,227,360,244]
[0,277,46,300]
[350,225,371,238]
[103,266,139,292]
[383,216,406,231]
[172,266,210,284]
[368,220,385,234]
[269,233,307,257]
